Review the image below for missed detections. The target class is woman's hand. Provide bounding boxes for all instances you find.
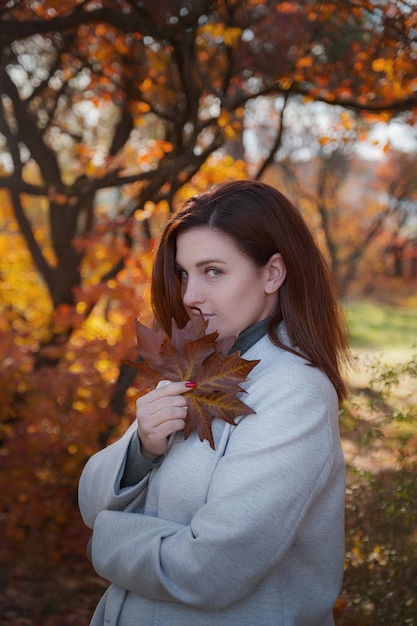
[136,381,195,461]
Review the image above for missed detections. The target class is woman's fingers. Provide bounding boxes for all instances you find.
[135,381,195,459]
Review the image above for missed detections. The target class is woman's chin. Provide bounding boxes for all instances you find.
[204,319,220,337]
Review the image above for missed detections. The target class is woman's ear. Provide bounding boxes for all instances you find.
[264,253,286,294]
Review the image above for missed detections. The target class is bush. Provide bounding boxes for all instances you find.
[337,349,417,624]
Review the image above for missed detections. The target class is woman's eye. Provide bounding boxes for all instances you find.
[207,268,222,277]
[177,268,188,281]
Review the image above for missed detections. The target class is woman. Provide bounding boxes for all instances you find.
[79,180,350,625]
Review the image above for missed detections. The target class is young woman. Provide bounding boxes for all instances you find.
[79,180,351,625]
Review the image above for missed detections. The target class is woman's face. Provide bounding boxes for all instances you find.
[175,226,285,340]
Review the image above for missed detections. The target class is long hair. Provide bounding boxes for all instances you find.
[151,180,350,401]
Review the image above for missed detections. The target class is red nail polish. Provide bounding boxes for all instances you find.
[185,381,197,388]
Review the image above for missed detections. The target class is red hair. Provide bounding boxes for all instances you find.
[151,180,350,401]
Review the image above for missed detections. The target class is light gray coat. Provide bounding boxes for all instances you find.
[78,334,346,625]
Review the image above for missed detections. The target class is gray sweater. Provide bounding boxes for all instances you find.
[78,333,346,625]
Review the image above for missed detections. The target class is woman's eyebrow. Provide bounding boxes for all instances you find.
[175,258,227,269]
[195,259,227,267]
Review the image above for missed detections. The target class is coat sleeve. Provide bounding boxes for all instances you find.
[88,361,345,610]
[78,422,161,528]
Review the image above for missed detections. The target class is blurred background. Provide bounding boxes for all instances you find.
[0,1,416,624]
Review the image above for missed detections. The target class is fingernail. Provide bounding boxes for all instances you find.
[185,381,197,388]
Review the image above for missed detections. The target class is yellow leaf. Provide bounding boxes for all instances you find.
[140,78,153,93]
[218,111,230,127]
[223,27,242,47]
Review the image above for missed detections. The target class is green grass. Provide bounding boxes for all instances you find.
[344,299,417,362]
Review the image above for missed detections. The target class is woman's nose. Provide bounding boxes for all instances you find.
[182,277,204,306]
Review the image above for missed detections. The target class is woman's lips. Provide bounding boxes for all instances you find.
[187,308,215,323]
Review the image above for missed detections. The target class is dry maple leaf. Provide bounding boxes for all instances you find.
[123,317,260,449]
